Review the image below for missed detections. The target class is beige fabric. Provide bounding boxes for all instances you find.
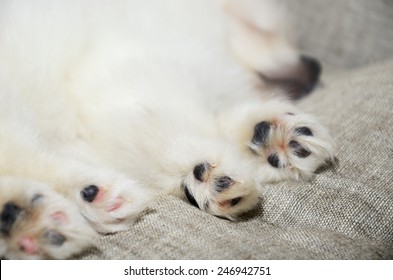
[280,0,393,70]
[79,60,393,260]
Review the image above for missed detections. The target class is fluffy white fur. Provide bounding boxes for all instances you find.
[0,0,334,259]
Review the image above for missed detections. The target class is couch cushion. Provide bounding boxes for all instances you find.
[78,61,393,260]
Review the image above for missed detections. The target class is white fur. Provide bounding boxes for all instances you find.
[0,0,334,259]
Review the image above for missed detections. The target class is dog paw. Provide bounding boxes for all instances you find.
[77,175,152,233]
[248,111,335,181]
[0,177,96,259]
[182,161,259,219]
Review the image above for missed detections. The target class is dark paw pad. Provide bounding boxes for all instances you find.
[44,230,66,246]
[289,140,311,158]
[219,197,242,208]
[81,185,99,203]
[295,127,313,136]
[300,55,321,87]
[1,202,22,235]
[267,153,281,168]
[215,176,235,192]
[258,55,322,100]
[251,121,271,146]
[182,183,199,209]
[193,162,213,182]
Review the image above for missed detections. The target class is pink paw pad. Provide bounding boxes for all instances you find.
[50,211,68,224]
[19,237,38,255]
[106,196,124,212]
[81,185,104,203]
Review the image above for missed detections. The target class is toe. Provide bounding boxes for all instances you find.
[251,121,271,146]
[267,153,281,168]
[193,162,214,182]
[19,237,39,255]
[289,140,311,158]
[295,126,313,136]
[81,185,99,203]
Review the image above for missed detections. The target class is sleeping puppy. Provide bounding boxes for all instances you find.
[0,0,334,259]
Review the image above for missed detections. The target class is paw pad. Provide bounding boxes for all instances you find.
[289,140,311,158]
[106,197,124,212]
[81,185,99,202]
[215,176,236,192]
[18,237,38,255]
[219,197,242,208]
[1,202,22,236]
[193,162,214,182]
[251,121,271,145]
[295,126,313,136]
[267,153,281,168]
[43,230,66,246]
[50,211,68,224]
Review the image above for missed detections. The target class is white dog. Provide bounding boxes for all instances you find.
[0,0,334,259]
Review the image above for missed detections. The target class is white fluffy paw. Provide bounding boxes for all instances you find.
[0,177,96,260]
[77,175,152,233]
[181,161,259,219]
[248,110,335,181]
